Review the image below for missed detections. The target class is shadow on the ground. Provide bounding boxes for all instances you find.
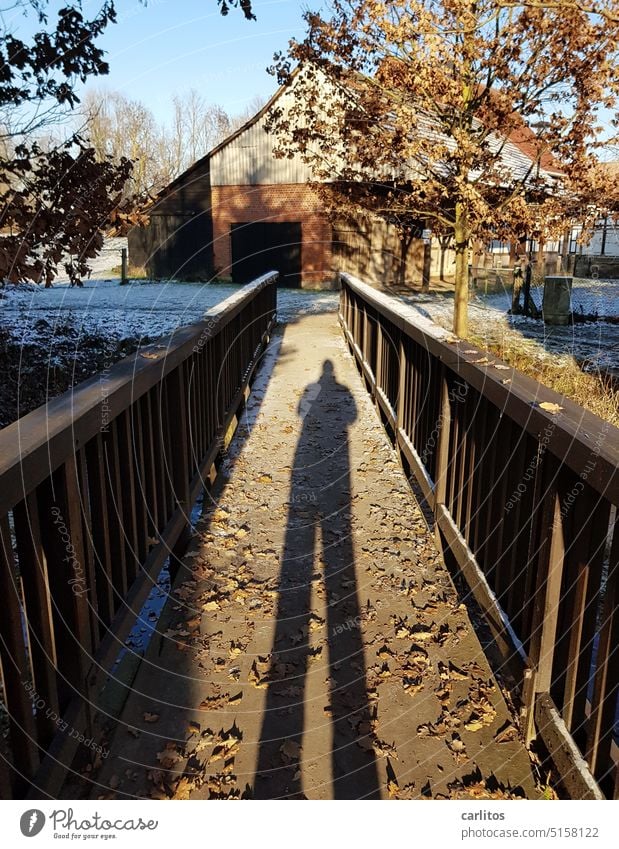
[253,360,380,799]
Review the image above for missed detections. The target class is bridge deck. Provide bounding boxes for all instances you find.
[73,314,539,800]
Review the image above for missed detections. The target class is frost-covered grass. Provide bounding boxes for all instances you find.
[469,331,619,426]
[396,283,619,425]
[0,277,339,347]
[397,281,619,376]
[0,277,338,429]
[2,273,616,427]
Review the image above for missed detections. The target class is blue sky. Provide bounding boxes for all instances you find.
[82,0,314,124]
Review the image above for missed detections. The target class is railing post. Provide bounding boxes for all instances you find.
[375,320,384,394]
[433,367,451,508]
[0,515,40,792]
[585,528,619,786]
[395,335,406,430]
[166,365,192,571]
[523,478,565,742]
[432,366,452,549]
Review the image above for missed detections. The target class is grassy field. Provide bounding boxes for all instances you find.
[470,332,619,427]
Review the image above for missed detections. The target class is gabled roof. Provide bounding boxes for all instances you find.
[159,66,560,197]
[160,74,296,198]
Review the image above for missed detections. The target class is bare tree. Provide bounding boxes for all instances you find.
[83,89,162,196]
[82,88,267,197]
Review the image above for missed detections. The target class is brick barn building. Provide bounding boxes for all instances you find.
[128,77,435,289]
[129,75,558,288]
[129,81,338,288]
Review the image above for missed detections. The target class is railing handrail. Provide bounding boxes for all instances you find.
[340,272,619,504]
[0,272,278,517]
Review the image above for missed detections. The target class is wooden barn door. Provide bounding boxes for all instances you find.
[231,222,302,287]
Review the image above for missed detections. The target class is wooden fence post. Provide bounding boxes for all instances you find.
[120,248,128,285]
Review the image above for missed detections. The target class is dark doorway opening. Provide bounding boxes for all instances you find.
[230,222,302,288]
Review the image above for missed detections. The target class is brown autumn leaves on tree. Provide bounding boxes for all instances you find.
[268,0,619,335]
[0,1,139,285]
[0,0,253,287]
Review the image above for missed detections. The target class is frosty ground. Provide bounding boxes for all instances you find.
[0,277,339,346]
[1,274,617,428]
[398,281,619,377]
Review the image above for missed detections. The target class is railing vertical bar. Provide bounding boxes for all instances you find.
[0,514,40,787]
[13,494,59,745]
[84,435,114,627]
[139,392,162,539]
[462,394,478,545]
[434,365,452,512]
[585,522,619,786]
[524,462,564,740]
[76,449,99,646]
[59,458,94,674]
[376,321,384,395]
[166,364,192,567]
[503,430,529,621]
[556,494,609,734]
[131,400,150,567]
[116,410,139,587]
[396,336,407,433]
[470,399,490,559]
[453,393,469,529]
[478,410,500,576]
[488,419,514,597]
[102,421,128,602]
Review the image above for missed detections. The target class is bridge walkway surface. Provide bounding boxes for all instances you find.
[68,313,541,800]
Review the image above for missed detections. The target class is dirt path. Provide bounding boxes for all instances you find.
[77,314,540,801]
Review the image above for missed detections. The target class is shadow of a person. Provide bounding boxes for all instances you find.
[254,360,380,799]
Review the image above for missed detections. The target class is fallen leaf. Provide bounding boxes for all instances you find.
[280,739,302,760]
[494,722,518,744]
[538,401,563,414]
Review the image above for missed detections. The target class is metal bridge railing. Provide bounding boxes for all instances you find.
[339,271,618,800]
[0,272,277,797]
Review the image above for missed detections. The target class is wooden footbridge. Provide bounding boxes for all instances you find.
[0,273,617,800]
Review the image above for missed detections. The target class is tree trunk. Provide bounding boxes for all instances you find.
[398,237,407,287]
[453,204,470,337]
[421,238,431,293]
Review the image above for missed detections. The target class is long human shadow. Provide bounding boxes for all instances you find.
[254,360,380,799]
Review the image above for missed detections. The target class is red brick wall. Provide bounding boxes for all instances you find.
[211,184,334,288]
